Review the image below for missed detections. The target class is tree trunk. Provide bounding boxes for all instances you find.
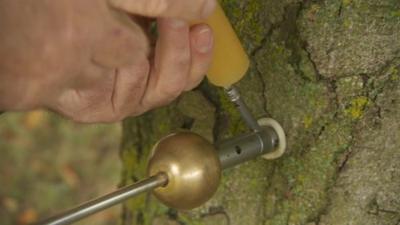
[120,0,400,224]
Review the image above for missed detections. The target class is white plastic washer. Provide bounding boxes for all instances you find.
[258,118,287,160]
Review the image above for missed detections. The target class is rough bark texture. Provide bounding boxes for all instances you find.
[120,0,400,225]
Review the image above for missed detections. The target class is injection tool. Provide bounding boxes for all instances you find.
[37,4,287,225]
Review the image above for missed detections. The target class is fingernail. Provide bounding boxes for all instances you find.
[194,26,213,53]
[167,18,187,29]
[201,0,217,18]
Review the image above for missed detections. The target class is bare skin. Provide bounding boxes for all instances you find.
[0,0,216,122]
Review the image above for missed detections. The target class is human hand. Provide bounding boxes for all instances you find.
[0,0,215,122]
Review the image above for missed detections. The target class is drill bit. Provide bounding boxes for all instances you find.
[224,86,262,132]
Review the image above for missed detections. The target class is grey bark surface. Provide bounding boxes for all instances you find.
[120,0,400,224]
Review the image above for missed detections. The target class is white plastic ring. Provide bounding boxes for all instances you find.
[258,118,287,160]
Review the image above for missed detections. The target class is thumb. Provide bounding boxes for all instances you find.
[108,0,216,21]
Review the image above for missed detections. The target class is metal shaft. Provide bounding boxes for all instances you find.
[217,126,278,169]
[37,173,168,225]
[225,86,262,132]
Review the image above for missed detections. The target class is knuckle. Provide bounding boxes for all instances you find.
[199,0,209,15]
[109,0,122,8]
[110,0,138,13]
[174,52,191,69]
[135,59,151,77]
[199,0,214,17]
[119,26,148,51]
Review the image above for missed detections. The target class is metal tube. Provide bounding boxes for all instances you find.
[225,86,262,132]
[37,173,168,225]
[217,126,278,169]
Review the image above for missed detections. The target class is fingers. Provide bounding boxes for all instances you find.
[52,61,150,123]
[54,20,214,123]
[141,18,191,108]
[92,15,150,69]
[185,24,214,91]
[108,60,150,120]
[108,0,216,21]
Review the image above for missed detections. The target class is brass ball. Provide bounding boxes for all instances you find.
[147,132,221,210]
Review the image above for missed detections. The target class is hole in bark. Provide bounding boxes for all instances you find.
[235,146,242,155]
[181,117,195,130]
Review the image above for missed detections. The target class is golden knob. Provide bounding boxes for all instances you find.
[147,132,221,210]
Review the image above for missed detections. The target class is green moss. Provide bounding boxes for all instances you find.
[216,89,247,136]
[391,73,399,81]
[220,0,269,50]
[344,96,370,119]
[388,65,399,81]
[303,115,313,129]
[305,4,321,21]
[390,10,400,18]
[343,19,352,28]
[179,214,205,225]
[266,121,353,224]
[342,0,352,7]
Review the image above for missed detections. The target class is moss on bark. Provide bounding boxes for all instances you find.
[120,0,400,224]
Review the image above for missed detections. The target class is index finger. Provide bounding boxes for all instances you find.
[108,0,216,21]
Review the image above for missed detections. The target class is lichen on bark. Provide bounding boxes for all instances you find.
[120,0,400,224]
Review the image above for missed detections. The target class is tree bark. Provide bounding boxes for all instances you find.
[120,0,400,224]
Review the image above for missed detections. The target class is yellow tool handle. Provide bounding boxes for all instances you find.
[199,3,250,87]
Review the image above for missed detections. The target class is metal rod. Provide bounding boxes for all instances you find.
[225,86,262,132]
[37,173,168,225]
